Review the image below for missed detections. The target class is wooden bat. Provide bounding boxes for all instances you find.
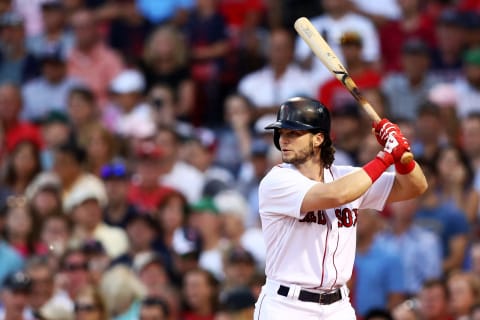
[294,17,413,164]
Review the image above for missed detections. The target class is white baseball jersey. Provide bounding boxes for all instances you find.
[259,163,394,290]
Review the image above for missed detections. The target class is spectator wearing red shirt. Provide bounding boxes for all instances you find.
[318,31,381,112]
[0,83,42,161]
[127,141,172,213]
[379,0,435,73]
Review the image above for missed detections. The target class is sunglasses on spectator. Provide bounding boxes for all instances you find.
[74,304,98,313]
[100,163,128,180]
[63,262,89,272]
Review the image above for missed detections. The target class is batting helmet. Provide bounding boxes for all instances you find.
[265,97,330,150]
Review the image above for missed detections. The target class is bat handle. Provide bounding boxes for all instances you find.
[401,151,414,165]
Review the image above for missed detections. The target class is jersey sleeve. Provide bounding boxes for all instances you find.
[259,166,317,219]
[358,171,395,211]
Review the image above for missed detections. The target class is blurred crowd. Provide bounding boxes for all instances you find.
[0,0,479,319]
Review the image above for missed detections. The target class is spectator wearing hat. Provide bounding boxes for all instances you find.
[25,256,72,318]
[453,48,480,119]
[155,125,205,204]
[1,129,42,197]
[38,110,73,172]
[111,212,158,270]
[106,69,154,139]
[127,141,173,212]
[26,1,74,60]
[25,172,62,219]
[378,0,435,73]
[382,38,438,121]
[214,190,265,269]
[0,271,34,319]
[218,286,256,320]
[139,296,169,320]
[100,162,138,228]
[430,8,467,83]
[0,12,40,85]
[65,175,129,259]
[67,9,124,107]
[318,31,382,112]
[52,141,96,201]
[99,265,146,320]
[81,239,111,287]
[182,127,235,191]
[188,197,226,280]
[221,246,257,294]
[21,46,82,122]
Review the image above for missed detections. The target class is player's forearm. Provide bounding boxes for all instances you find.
[301,168,373,212]
[387,162,428,203]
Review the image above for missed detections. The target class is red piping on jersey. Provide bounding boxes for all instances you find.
[319,167,335,289]
[256,293,266,319]
[330,230,340,290]
[319,226,330,287]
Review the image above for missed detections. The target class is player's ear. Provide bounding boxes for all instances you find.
[313,132,324,148]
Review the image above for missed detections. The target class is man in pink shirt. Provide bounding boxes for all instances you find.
[67,9,124,108]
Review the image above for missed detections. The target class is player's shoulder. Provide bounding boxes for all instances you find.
[260,163,301,186]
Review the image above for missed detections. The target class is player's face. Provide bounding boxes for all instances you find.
[278,129,315,165]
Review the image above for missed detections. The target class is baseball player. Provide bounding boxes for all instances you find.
[254,97,427,319]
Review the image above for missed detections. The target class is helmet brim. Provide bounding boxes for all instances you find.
[264,120,316,131]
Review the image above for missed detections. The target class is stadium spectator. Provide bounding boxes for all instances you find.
[239,27,315,119]
[21,46,80,122]
[181,268,219,320]
[26,0,74,59]
[67,9,124,107]
[0,12,39,84]
[141,25,195,120]
[294,0,380,88]
[0,270,34,319]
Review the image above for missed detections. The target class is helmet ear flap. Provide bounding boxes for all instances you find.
[273,129,280,150]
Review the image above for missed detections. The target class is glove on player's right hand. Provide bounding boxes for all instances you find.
[383,130,411,163]
[373,118,400,147]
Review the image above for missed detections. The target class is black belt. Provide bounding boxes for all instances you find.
[277,285,342,305]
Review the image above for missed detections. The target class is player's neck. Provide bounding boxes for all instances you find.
[296,161,324,182]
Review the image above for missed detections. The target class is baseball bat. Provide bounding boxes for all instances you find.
[294,17,413,164]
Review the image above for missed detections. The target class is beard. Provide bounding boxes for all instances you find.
[282,143,315,165]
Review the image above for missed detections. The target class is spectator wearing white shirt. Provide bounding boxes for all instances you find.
[21,47,81,122]
[294,0,380,88]
[238,28,316,119]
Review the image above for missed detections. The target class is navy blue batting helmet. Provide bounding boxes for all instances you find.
[265,97,331,150]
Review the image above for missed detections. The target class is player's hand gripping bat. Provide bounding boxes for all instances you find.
[294,17,413,164]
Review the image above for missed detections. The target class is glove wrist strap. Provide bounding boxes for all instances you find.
[363,152,392,183]
[395,160,416,175]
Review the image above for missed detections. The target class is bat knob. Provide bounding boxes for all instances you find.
[400,152,414,164]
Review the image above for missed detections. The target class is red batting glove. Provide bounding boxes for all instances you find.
[373,118,400,147]
[384,130,412,164]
